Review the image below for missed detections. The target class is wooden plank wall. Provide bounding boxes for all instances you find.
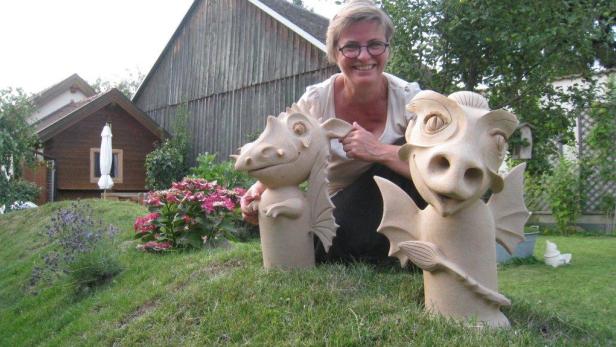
[134,0,338,160]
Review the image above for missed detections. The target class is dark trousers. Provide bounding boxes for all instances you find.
[315,150,427,264]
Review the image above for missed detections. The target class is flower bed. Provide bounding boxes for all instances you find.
[134,178,245,251]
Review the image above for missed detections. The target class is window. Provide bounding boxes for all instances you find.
[90,148,123,184]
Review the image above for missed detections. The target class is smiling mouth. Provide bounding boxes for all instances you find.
[247,155,300,174]
[354,64,376,71]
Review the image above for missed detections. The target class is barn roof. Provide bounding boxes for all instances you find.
[133,0,330,101]
[35,88,168,142]
[32,73,97,108]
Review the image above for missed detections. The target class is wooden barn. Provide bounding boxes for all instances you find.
[26,74,167,202]
[133,0,338,160]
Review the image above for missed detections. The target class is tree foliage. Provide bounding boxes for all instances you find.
[91,69,145,99]
[382,0,615,174]
[0,88,40,210]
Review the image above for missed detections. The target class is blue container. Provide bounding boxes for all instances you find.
[496,231,539,263]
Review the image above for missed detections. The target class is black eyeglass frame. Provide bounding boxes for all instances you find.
[337,41,390,59]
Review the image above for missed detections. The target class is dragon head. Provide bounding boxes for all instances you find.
[399,91,518,217]
[234,104,351,189]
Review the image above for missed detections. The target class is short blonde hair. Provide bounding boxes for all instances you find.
[326,0,395,64]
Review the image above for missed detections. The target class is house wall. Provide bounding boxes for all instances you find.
[20,161,48,205]
[43,104,159,199]
[29,89,90,124]
[134,0,337,161]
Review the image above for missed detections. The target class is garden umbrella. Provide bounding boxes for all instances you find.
[98,123,114,193]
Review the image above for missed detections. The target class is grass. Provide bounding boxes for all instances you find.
[0,199,614,346]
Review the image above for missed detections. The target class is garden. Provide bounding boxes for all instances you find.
[1,149,615,345]
[1,1,615,345]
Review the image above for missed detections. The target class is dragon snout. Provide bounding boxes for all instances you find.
[427,153,485,200]
[235,143,287,171]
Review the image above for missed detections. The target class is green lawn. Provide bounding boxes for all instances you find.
[0,200,614,346]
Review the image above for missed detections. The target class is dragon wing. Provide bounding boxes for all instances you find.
[487,163,531,255]
[306,159,337,252]
[374,176,422,267]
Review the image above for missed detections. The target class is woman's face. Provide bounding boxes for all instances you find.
[336,20,389,87]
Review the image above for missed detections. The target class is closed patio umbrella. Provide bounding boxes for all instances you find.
[98,123,114,193]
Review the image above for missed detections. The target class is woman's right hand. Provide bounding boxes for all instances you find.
[240,181,265,225]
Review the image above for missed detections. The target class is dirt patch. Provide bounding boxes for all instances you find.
[118,301,158,328]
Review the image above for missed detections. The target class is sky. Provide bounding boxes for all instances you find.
[0,0,342,94]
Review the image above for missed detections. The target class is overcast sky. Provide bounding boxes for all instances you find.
[0,0,341,94]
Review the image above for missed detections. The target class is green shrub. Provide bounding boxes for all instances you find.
[190,152,255,189]
[145,103,191,191]
[523,172,548,212]
[145,139,189,190]
[545,156,582,235]
[0,177,39,212]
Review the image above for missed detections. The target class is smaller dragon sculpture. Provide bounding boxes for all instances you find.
[234,104,351,269]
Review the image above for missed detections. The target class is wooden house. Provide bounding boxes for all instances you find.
[133,0,338,160]
[26,74,166,202]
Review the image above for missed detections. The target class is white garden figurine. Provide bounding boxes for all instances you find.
[234,104,351,269]
[544,240,572,267]
[375,90,530,327]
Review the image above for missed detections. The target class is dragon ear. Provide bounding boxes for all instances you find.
[321,118,353,139]
[481,109,518,138]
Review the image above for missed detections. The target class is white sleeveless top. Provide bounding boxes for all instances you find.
[297,73,421,194]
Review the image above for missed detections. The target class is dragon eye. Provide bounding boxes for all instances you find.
[424,112,449,134]
[293,122,306,135]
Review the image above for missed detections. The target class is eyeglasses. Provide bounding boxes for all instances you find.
[338,41,389,59]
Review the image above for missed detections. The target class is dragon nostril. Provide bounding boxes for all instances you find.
[464,167,483,186]
[429,155,450,174]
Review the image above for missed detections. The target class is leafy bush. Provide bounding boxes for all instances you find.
[190,152,255,189]
[134,178,245,251]
[30,202,122,294]
[545,156,582,235]
[145,103,190,190]
[145,139,189,190]
[0,177,39,213]
[523,172,548,212]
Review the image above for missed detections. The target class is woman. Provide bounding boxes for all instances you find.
[241,0,426,263]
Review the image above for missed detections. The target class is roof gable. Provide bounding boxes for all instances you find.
[36,88,168,142]
[32,73,97,108]
[250,0,329,50]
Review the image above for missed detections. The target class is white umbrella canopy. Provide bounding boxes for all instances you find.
[98,123,114,190]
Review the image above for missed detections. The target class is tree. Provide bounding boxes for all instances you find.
[382,0,615,174]
[91,69,145,99]
[0,88,40,210]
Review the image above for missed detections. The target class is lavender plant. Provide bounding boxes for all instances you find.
[30,202,122,294]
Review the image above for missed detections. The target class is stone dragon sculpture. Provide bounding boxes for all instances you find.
[234,104,351,269]
[375,90,530,327]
